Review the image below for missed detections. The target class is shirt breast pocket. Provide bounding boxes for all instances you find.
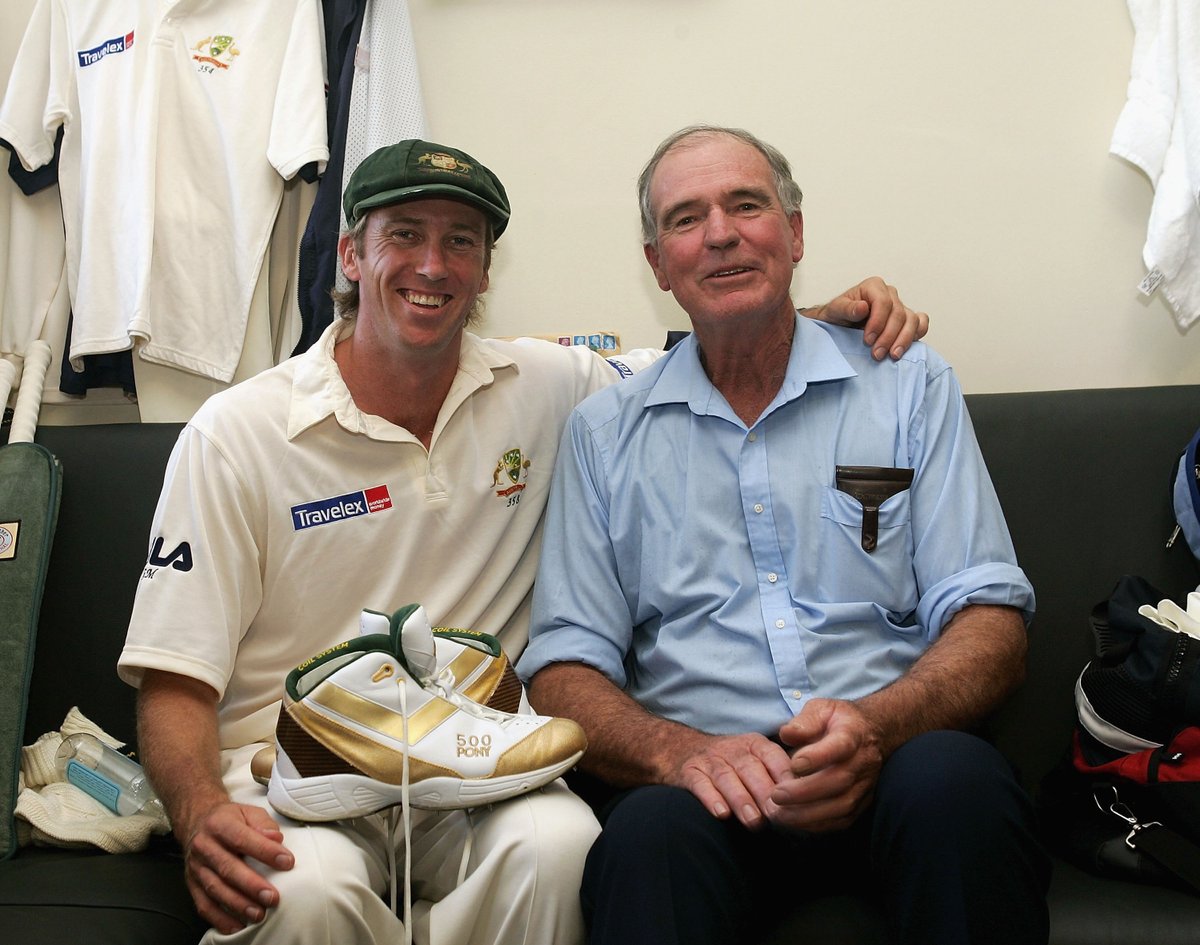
[817,478,918,613]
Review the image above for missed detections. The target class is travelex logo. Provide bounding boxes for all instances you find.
[78,31,134,68]
[291,485,392,531]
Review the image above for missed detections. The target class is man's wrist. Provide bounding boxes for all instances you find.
[175,791,233,847]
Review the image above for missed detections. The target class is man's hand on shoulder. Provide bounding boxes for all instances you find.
[769,698,884,833]
[805,277,930,361]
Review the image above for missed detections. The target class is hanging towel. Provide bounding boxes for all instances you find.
[15,707,170,854]
[1110,0,1200,329]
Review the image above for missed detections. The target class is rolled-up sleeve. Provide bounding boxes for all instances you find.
[909,365,1035,636]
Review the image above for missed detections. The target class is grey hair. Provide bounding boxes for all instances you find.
[637,125,804,247]
[331,209,494,326]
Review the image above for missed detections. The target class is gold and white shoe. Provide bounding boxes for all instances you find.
[251,610,531,787]
[358,608,531,715]
[266,604,585,822]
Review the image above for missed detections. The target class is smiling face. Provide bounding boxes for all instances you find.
[643,133,804,334]
[338,197,492,360]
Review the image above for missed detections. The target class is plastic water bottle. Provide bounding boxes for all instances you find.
[54,732,164,817]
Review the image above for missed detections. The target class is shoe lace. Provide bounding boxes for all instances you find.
[426,667,512,724]
[386,668,480,941]
[385,682,414,945]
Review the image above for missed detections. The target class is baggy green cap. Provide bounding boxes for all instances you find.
[342,139,511,238]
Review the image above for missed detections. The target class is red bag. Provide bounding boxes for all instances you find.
[1040,576,1200,893]
[1057,725,1200,892]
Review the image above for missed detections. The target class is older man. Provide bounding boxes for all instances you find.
[118,136,926,945]
[520,125,1049,944]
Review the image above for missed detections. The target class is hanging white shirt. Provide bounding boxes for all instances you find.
[0,0,328,382]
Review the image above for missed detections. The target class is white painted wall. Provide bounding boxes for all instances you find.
[407,0,1199,393]
[2,0,1196,427]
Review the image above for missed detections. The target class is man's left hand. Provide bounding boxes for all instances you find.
[768,698,884,833]
[805,277,930,361]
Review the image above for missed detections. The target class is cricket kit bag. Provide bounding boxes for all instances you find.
[0,341,61,860]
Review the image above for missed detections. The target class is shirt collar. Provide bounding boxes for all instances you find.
[645,313,858,418]
[286,323,519,442]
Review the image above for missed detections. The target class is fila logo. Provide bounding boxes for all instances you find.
[291,485,393,531]
[148,537,194,572]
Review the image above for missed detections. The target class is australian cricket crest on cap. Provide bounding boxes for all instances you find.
[418,152,473,177]
[492,448,531,501]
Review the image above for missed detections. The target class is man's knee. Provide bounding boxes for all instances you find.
[411,783,596,945]
[870,731,1050,944]
[474,780,599,869]
[593,785,718,861]
[583,786,764,945]
[876,730,1029,824]
[204,861,391,945]
[871,729,1046,886]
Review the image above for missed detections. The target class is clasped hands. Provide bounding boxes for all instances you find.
[672,698,884,834]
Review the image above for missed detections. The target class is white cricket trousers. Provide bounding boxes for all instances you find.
[202,743,600,945]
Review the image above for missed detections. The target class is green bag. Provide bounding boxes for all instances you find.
[0,345,61,860]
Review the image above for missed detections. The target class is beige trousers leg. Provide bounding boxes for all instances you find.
[202,743,599,945]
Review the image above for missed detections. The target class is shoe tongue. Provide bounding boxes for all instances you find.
[360,610,391,637]
[391,604,437,681]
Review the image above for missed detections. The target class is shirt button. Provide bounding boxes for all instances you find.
[792,689,803,699]
[767,572,778,583]
[754,503,764,514]
[747,432,757,442]
[775,618,785,629]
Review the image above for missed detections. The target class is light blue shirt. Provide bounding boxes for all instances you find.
[518,317,1035,737]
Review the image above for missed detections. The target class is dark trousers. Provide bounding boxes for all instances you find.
[579,730,1050,945]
